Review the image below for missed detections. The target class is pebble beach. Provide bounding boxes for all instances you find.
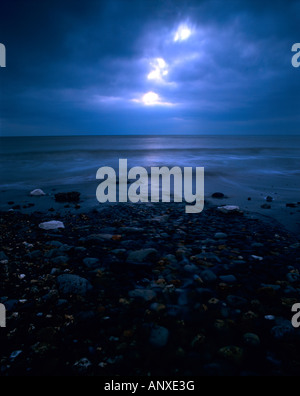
[1,193,300,376]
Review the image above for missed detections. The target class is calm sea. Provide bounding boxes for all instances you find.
[0,135,299,191]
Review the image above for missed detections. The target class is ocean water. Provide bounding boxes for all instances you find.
[0,135,299,196]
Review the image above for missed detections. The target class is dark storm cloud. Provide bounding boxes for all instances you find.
[0,0,299,135]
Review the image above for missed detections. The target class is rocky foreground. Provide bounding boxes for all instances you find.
[0,202,300,376]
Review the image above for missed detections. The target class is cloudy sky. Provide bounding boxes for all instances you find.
[0,0,299,136]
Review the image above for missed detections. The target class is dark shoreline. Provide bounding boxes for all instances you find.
[0,202,300,376]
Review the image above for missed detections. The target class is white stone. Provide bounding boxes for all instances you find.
[30,189,46,196]
[39,220,65,230]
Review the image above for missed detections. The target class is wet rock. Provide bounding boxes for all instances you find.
[58,244,73,253]
[214,232,228,240]
[251,242,264,248]
[74,246,87,254]
[286,203,297,208]
[47,241,63,248]
[149,326,169,347]
[129,289,157,301]
[265,196,273,202]
[243,333,260,347]
[217,205,242,214]
[219,275,237,284]
[0,251,8,261]
[260,284,280,291]
[83,258,100,268]
[251,255,263,261]
[212,192,225,199]
[261,204,271,209]
[184,263,199,273]
[150,303,166,313]
[10,350,23,360]
[4,299,18,312]
[51,255,69,265]
[271,320,294,340]
[30,189,46,196]
[73,358,92,373]
[54,191,80,203]
[57,274,92,296]
[286,272,300,283]
[200,269,217,283]
[39,221,65,230]
[126,248,158,265]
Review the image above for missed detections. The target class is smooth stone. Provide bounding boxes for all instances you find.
[212,192,225,198]
[231,260,246,266]
[45,249,60,258]
[30,189,46,196]
[271,322,294,340]
[165,254,178,265]
[149,326,169,347]
[4,299,18,311]
[219,275,237,284]
[214,232,228,240]
[251,242,264,248]
[47,241,63,247]
[261,284,281,291]
[184,264,199,273]
[51,256,69,265]
[73,358,92,372]
[284,285,297,295]
[243,333,260,347]
[57,274,92,296]
[0,251,8,261]
[58,244,73,252]
[286,273,300,283]
[83,258,100,268]
[126,248,158,265]
[111,249,127,255]
[217,205,241,214]
[129,289,157,301]
[39,221,65,230]
[200,270,217,283]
